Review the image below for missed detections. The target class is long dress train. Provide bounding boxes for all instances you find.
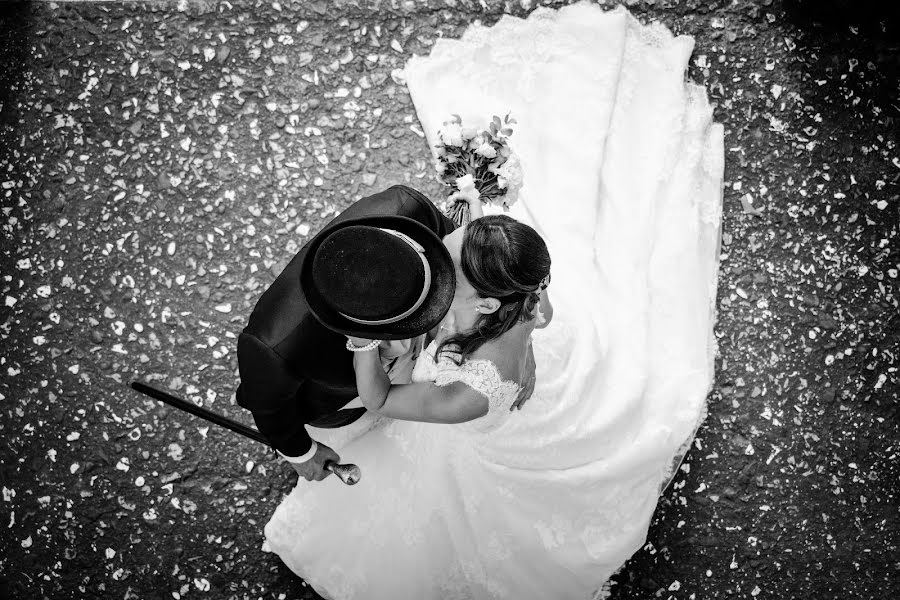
[264,4,724,598]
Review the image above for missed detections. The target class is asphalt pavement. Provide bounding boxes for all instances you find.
[0,1,898,599]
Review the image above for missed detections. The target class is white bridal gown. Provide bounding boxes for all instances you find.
[264,3,724,599]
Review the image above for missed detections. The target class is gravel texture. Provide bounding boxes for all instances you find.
[0,1,898,599]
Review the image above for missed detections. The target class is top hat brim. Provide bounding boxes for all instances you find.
[300,215,456,340]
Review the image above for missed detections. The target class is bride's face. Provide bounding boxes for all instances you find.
[443,227,500,315]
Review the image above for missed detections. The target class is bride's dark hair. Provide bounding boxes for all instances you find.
[438,215,551,363]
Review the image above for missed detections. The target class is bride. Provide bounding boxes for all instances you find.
[264,2,723,598]
[348,209,553,428]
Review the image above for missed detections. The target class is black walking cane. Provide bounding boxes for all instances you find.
[130,381,361,485]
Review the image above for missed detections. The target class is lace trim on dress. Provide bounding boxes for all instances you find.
[434,358,521,410]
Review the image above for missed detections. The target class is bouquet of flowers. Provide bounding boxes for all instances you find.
[433,113,524,226]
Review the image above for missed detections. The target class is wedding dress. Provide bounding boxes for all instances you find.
[264,3,723,598]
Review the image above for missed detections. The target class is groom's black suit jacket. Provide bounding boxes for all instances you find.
[236,185,457,457]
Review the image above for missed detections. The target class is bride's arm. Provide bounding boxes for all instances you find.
[350,343,488,424]
[466,196,484,220]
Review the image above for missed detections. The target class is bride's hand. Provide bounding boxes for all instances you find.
[448,190,484,221]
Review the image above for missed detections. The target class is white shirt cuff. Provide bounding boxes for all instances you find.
[277,441,318,464]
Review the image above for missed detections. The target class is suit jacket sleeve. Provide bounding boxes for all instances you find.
[237,331,313,456]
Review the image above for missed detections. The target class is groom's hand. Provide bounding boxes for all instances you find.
[291,443,341,482]
[511,343,536,411]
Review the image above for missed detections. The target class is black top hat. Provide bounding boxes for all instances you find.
[300,215,456,340]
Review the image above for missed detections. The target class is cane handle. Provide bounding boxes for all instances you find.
[324,461,361,485]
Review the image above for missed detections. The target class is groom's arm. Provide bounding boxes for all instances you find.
[236,332,314,457]
[535,289,553,329]
[237,333,342,481]
[510,343,536,411]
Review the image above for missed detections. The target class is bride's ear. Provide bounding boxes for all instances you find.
[475,297,501,315]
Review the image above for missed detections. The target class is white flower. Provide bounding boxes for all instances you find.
[489,153,523,207]
[474,142,497,159]
[433,158,446,174]
[455,173,476,192]
[438,123,464,147]
[461,127,478,140]
[490,154,522,185]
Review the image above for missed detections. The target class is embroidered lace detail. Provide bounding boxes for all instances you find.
[436,358,519,405]
[412,342,520,433]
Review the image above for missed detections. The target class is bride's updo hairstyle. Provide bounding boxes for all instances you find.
[439,215,550,363]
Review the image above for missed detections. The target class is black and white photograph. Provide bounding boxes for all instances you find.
[0,0,897,598]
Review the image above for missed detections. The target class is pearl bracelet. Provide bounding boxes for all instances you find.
[346,338,381,353]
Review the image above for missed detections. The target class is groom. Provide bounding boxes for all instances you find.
[236,185,459,482]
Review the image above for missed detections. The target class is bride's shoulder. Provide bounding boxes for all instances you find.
[467,332,524,385]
